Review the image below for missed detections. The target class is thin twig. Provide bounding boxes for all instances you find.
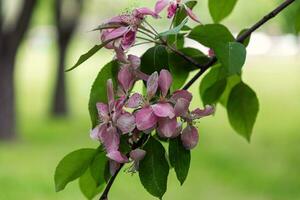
[183,0,296,90]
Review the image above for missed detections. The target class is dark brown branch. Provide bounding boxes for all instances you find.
[98,0,296,199]
[182,0,296,90]
[99,134,149,200]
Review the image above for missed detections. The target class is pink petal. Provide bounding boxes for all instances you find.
[184,6,200,23]
[171,90,193,103]
[118,66,135,92]
[191,105,215,120]
[174,98,190,117]
[114,45,127,63]
[159,69,172,97]
[96,102,109,119]
[134,7,159,18]
[103,15,124,24]
[128,54,141,70]
[130,149,146,162]
[102,26,129,42]
[157,117,179,138]
[167,3,177,19]
[100,126,120,153]
[155,0,170,14]
[152,102,175,118]
[107,150,129,163]
[116,113,136,134]
[181,125,199,150]
[107,79,115,111]
[147,72,159,99]
[135,70,149,81]
[135,107,158,131]
[121,29,136,50]
[208,49,215,57]
[126,93,143,108]
[90,125,100,140]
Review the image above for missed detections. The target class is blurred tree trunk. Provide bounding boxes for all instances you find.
[0,0,37,140]
[52,0,83,116]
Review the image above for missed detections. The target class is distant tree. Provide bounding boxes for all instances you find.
[0,0,37,140]
[52,0,83,116]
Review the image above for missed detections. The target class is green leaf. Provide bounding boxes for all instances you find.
[159,18,188,37]
[66,38,117,72]
[295,8,300,34]
[90,152,107,186]
[219,75,241,106]
[168,48,209,90]
[167,33,185,49]
[169,137,191,185]
[139,137,169,199]
[200,65,227,105]
[89,60,119,128]
[79,168,104,200]
[140,45,169,75]
[208,0,238,23]
[55,148,97,192]
[174,1,197,26]
[215,42,246,75]
[188,24,234,48]
[227,82,259,141]
[237,29,251,47]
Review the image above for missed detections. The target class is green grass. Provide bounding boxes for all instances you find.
[1,40,300,200]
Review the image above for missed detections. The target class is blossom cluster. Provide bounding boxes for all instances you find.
[90,54,214,172]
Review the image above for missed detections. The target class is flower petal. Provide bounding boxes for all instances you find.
[171,90,193,103]
[147,72,159,99]
[181,125,199,150]
[126,93,143,108]
[184,6,200,23]
[117,113,136,134]
[107,79,115,111]
[155,0,170,14]
[128,54,141,70]
[130,149,146,162]
[167,3,177,19]
[107,151,129,163]
[100,126,120,153]
[191,105,215,119]
[121,29,136,49]
[157,117,179,138]
[101,26,129,42]
[118,66,135,92]
[159,69,172,97]
[135,107,158,131]
[152,102,175,118]
[134,7,159,18]
[90,125,100,140]
[174,98,190,117]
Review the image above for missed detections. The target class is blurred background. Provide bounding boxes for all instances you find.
[0,0,300,199]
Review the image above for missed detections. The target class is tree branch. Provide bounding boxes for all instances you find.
[98,0,296,199]
[182,0,296,90]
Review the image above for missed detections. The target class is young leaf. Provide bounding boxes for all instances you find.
[169,137,191,185]
[55,148,97,192]
[200,66,227,105]
[174,1,197,26]
[140,45,169,75]
[79,168,104,200]
[227,82,259,141]
[159,18,188,37]
[90,152,107,186]
[188,24,234,48]
[139,137,169,199]
[168,48,209,90]
[237,29,251,47]
[208,0,238,23]
[214,42,246,75]
[66,38,118,72]
[89,60,119,128]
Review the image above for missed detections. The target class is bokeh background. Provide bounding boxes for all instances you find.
[0,0,300,199]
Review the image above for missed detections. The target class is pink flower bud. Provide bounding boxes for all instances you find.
[130,149,146,162]
[158,69,172,97]
[118,66,135,93]
[147,72,159,99]
[181,125,199,150]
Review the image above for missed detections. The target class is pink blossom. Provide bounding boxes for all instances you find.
[129,149,146,172]
[154,0,200,23]
[181,125,199,150]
